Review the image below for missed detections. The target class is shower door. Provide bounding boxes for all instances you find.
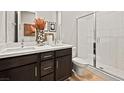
[77,13,94,66]
[96,12,124,79]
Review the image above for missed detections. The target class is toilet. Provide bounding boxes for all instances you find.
[72,47,91,76]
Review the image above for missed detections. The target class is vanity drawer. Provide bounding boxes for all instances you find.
[55,48,72,57]
[0,54,38,71]
[41,73,54,81]
[41,51,54,61]
[41,60,54,76]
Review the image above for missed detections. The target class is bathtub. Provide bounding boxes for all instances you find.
[72,57,123,81]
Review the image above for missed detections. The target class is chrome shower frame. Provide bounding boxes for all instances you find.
[76,12,96,67]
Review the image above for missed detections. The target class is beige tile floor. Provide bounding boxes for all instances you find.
[68,69,104,81]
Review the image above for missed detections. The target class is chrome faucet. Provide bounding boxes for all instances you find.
[54,38,57,45]
[21,39,24,48]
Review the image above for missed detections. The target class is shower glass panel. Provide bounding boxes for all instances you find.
[77,13,94,66]
[96,11,124,79]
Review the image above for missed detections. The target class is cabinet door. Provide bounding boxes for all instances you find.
[55,55,72,80]
[0,63,39,81]
[41,73,54,81]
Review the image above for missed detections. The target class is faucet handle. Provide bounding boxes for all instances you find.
[54,38,57,45]
[21,39,24,42]
[21,39,24,48]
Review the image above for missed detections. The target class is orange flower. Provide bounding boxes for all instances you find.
[34,18,46,30]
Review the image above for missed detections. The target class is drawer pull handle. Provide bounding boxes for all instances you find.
[43,55,52,58]
[34,66,38,77]
[56,60,58,69]
[43,66,52,70]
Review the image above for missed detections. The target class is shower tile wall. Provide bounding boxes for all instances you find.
[96,11,124,78]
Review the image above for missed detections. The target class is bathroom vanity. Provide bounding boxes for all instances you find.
[0,45,72,81]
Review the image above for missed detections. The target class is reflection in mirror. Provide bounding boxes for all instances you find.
[0,11,17,43]
[18,11,36,42]
[0,11,57,44]
[7,11,17,43]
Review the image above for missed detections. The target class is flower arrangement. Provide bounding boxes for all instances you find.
[34,18,46,45]
[34,18,46,31]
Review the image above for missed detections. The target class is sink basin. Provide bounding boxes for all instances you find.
[0,47,35,53]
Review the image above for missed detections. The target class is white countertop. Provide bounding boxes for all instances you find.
[0,44,72,59]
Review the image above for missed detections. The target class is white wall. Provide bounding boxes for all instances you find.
[37,11,56,22]
[37,11,57,38]
[61,11,93,46]
[0,11,6,43]
[6,11,15,43]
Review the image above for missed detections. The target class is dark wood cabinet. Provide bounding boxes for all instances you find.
[0,54,39,81]
[55,48,72,81]
[40,51,55,81]
[0,48,72,81]
[41,59,54,77]
[0,63,39,81]
[41,73,54,81]
[55,55,72,80]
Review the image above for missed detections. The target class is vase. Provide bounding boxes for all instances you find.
[36,29,45,46]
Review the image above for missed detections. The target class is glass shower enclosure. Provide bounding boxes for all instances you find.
[76,11,124,80]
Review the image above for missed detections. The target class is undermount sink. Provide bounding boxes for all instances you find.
[0,47,36,53]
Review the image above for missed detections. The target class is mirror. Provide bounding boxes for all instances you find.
[0,11,16,43]
[0,11,57,43]
[18,11,36,42]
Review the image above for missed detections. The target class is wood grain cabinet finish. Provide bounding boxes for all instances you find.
[41,51,54,61]
[40,51,55,81]
[55,48,72,58]
[41,59,54,77]
[0,54,38,71]
[41,73,54,81]
[0,48,72,81]
[0,54,39,81]
[55,55,72,81]
[55,48,72,81]
[0,63,39,81]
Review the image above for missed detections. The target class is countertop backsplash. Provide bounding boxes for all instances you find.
[0,43,7,51]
